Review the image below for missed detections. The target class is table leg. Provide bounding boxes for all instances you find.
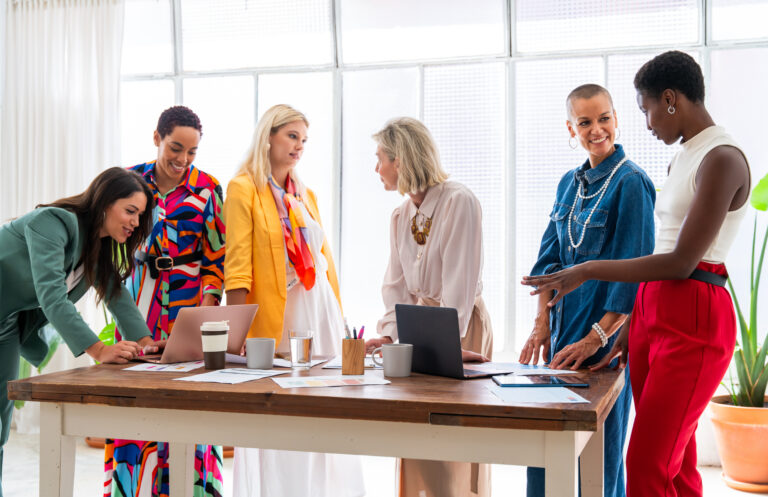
[168,442,195,497]
[39,403,75,497]
[580,424,604,497]
[544,431,578,497]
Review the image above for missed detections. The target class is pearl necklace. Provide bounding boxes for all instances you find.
[567,157,628,249]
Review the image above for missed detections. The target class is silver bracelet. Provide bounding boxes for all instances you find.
[592,322,608,347]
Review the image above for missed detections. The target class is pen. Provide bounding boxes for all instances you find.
[344,318,352,339]
[353,327,357,339]
[358,326,365,340]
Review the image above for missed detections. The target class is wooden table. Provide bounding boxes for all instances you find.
[9,362,624,497]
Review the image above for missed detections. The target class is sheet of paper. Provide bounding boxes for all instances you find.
[488,384,589,404]
[175,368,288,384]
[123,361,204,372]
[224,354,327,368]
[322,355,382,369]
[272,375,390,389]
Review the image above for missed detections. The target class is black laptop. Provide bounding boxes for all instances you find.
[395,304,516,379]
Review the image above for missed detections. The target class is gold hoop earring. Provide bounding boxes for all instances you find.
[569,136,578,150]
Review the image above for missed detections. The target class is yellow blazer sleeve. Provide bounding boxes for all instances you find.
[223,176,255,292]
[305,188,343,313]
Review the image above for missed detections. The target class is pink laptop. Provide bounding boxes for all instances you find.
[137,304,258,364]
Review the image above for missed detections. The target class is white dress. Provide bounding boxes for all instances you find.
[232,200,365,497]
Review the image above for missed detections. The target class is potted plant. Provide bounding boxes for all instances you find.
[709,172,768,492]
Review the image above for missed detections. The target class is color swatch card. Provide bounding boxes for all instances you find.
[175,368,288,384]
[272,375,390,389]
[124,361,205,372]
[488,384,589,404]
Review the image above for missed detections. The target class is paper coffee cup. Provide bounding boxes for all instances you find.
[201,321,228,370]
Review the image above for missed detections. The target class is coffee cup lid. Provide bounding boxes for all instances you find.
[201,320,229,331]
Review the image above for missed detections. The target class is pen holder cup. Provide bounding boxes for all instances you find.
[342,339,365,375]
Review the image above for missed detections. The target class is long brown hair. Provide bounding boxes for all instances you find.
[38,167,154,302]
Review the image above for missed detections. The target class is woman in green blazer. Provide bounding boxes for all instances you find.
[0,167,160,496]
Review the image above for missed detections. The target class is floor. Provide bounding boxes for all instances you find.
[3,429,755,496]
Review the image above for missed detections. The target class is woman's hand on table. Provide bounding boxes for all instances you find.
[86,340,142,364]
[461,350,489,363]
[137,336,166,355]
[590,321,630,372]
[518,313,551,365]
[365,336,393,354]
[548,331,602,370]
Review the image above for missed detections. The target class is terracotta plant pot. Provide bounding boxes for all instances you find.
[709,395,768,493]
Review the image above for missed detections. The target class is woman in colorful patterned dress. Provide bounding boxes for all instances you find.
[103,106,226,497]
[225,104,364,497]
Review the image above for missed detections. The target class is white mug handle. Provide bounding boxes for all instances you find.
[371,347,384,366]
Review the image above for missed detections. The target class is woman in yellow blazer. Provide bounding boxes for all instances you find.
[224,104,364,497]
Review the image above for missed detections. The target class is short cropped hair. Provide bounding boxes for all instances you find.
[566,84,614,120]
[156,105,203,138]
[237,104,309,189]
[372,117,448,195]
[634,51,705,103]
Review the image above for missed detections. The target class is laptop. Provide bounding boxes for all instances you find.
[137,304,259,364]
[395,304,517,379]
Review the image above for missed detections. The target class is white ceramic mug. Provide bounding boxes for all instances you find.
[246,338,275,369]
[371,343,413,377]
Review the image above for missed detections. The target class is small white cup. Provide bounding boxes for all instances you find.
[372,343,413,377]
[246,338,275,369]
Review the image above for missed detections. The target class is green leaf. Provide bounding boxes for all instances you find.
[751,172,768,211]
[99,321,116,346]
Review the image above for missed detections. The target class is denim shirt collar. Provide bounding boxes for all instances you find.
[574,144,626,186]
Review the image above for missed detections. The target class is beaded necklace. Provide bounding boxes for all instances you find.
[567,157,627,249]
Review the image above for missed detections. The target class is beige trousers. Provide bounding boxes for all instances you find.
[398,296,493,497]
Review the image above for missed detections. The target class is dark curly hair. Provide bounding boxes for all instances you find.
[156,105,203,138]
[634,51,705,103]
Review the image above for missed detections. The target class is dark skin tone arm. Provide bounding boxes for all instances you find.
[522,144,750,307]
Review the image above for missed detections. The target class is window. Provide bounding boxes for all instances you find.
[180,0,334,71]
[515,0,699,53]
[340,0,506,64]
[120,0,768,358]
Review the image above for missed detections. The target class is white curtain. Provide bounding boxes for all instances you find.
[2,0,125,432]
[1,0,125,220]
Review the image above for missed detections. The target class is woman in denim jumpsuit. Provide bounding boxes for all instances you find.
[520,84,656,497]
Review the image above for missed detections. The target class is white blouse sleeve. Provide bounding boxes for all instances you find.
[377,208,418,341]
[439,189,483,337]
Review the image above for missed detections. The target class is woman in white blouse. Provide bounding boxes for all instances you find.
[364,117,490,497]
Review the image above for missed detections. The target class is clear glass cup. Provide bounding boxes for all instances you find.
[289,330,313,369]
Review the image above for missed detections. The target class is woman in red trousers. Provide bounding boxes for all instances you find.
[522,50,751,497]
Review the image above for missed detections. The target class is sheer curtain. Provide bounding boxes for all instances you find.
[2,0,125,433]
[2,0,124,220]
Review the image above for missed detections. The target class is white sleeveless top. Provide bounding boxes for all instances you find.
[654,125,750,263]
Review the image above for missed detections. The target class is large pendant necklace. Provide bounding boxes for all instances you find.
[567,158,627,249]
[411,211,432,245]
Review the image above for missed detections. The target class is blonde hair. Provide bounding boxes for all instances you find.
[237,104,309,189]
[372,117,449,195]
